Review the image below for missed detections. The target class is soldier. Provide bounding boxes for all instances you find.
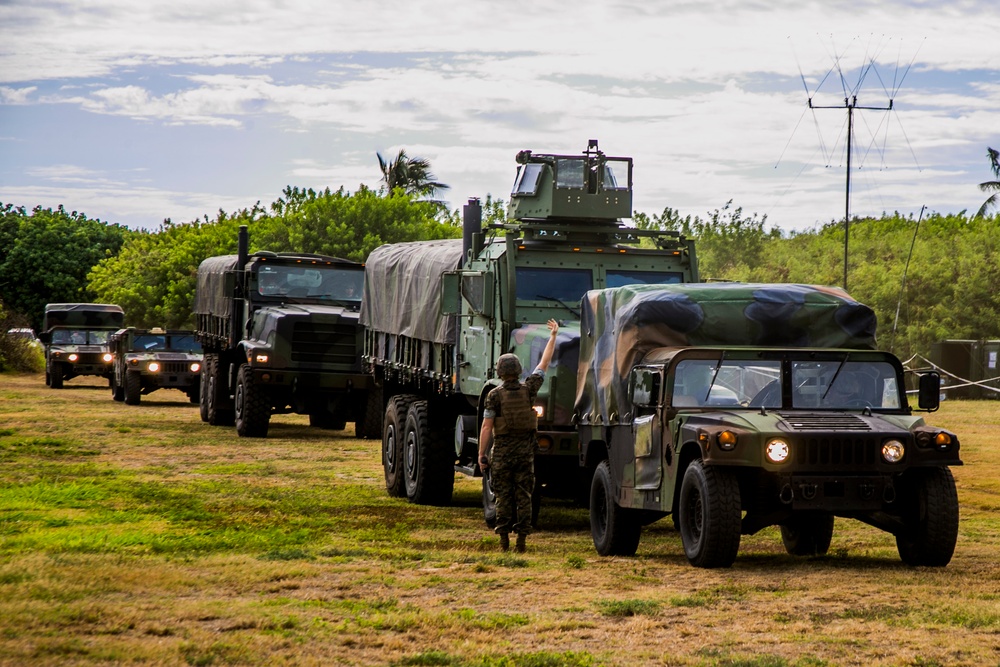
[478,319,560,552]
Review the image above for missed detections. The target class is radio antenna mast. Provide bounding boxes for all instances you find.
[809,93,892,292]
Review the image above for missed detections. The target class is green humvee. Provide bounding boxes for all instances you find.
[109,328,203,405]
[39,303,124,388]
[577,283,962,568]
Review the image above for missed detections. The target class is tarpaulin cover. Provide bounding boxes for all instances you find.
[360,240,465,344]
[43,303,124,330]
[194,255,240,316]
[576,283,878,420]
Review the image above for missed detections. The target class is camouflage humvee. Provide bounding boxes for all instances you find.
[109,327,203,405]
[577,283,962,568]
[39,303,124,388]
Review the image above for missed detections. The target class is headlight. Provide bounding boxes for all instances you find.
[881,439,905,463]
[533,405,545,419]
[148,362,160,372]
[765,439,790,464]
[68,353,78,362]
[102,353,113,362]
[191,362,201,373]
[255,354,269,364]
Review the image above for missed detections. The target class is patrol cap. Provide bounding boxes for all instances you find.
[496,353,522,379]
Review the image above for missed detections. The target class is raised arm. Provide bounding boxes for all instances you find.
[537,319,559,373]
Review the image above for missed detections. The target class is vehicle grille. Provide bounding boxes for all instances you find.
[291,322,359,366]
[796,437,878,467]
[159,362,192,374]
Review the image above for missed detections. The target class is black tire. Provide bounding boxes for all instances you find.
[309,412,346,430]
[199,357,212,422]
[235,364,270,438]
[356,389,384,439]
[207,355,235,427]
[49,362,63,389]
[781,512,835,556]
[896,467,959,567]
[382,395,414,498]
[124,370,142,405]
[678,460,742,568]
[402,400,455,505]
[590,460,641,556]
[111,373,125,402]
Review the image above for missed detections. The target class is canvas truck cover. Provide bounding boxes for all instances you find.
[360,240,465,344]
[43,303,124,331]
[194,255,240,317]
[576,283,878,421]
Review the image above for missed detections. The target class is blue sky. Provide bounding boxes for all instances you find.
[1,0,997,232]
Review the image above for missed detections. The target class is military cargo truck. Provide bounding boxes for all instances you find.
[576,283,962,568]
[362,141,699,516]
[194,227,374,438]
[109,327,203,405]
[39,303,124,388]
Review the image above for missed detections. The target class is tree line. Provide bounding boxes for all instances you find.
[2,147,999,365]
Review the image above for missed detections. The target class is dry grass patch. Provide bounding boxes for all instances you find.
[0,373,998,666]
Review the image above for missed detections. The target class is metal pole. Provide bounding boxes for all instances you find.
[844,97,854,292]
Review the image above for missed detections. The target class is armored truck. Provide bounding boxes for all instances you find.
[362,141,699,517]
[194,227,374,438]
[109,327,203,405]
[39,303,124,388]
[576,283,962,568]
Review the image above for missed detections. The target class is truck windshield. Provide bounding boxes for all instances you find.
[607,270,684,287]
[671,356,903,410]
[51,329,110,345]
[791,360,901,410]
[257,265,363,303]
[516,268,593,304]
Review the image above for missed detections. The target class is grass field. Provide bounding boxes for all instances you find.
[0,372,998,667]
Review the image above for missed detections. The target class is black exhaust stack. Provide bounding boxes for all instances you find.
[462,198,483,262]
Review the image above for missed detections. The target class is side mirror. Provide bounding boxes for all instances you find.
[917,372,941,411]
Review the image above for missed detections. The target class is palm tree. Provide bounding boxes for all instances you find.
[974,146,1000,219]
[376,149,450,199]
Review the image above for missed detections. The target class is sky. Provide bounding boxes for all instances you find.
[1,0,997,233]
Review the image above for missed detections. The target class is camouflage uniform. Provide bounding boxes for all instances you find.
[484,371,544,537]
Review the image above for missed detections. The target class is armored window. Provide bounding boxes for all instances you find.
[555,159,585,189]
[512,163,544,196]
[603,159,631,191]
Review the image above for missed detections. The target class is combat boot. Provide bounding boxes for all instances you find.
[498,533,510,552]
[515,533,526,553]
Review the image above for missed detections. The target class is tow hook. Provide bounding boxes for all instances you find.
[883,485,896,503]
[859,483,875,500]
[799,483,818,501]
[779,484,794,504]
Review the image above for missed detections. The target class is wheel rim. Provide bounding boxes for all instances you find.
[404,429,418,480]
[235,382,245,421]
[384,426,397,472]
[684,485,705,545]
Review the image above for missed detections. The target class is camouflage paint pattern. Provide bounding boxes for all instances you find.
[576,283,878,423]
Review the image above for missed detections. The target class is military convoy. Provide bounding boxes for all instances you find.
[39,303,124,388]
[576,283,961,567]
[108,327,203,405]
[27,143,963,568]
[193,229,376,438]
[362,141,699,516]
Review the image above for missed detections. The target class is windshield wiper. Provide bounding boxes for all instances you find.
[820,352,851,401]
[703,352,726,403]
[536,294,580,319]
